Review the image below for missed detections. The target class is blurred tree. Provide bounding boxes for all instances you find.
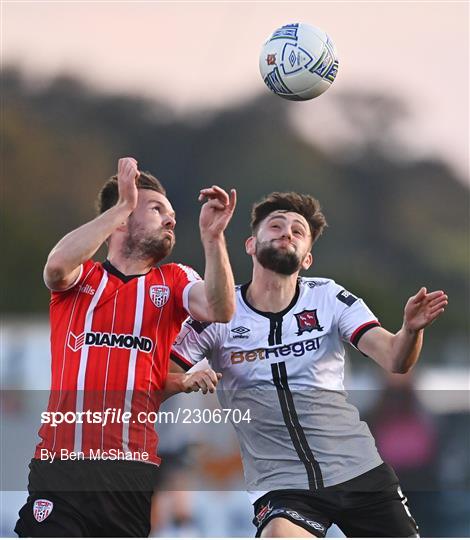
[1,67,468,365]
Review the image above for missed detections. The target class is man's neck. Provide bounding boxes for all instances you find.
[246,265,299,313]
[106,253,154,276]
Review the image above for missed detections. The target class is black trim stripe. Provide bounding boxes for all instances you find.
[271,361,324,489]
[268,316,283,346]
[351,321,381,348]
[170,351,193,372]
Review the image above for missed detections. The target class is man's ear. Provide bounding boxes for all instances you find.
[245,236,256,256]
[301,252,313,270]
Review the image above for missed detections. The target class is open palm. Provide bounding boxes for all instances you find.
[404,287,448,331]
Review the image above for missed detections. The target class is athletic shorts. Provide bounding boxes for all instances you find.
[15,458,159,537]
[253,463,419,538]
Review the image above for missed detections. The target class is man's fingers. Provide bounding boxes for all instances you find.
[199,186,230,205]
[228,189,237,212]
[185,369,221,394]
[428,307,446,322]
[413,287,427,302]
[204,199,226,211]
[428,294,448,309]
[118,157,139,182]
[196,377,209,394]
[425,290,446,302]
[205,369,219,386]
[428,299,448,314]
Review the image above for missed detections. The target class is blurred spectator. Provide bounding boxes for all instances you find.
[367,372,439,535]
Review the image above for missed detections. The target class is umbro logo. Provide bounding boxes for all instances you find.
[231,326,250,339]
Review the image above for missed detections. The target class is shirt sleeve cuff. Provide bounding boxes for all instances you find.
[170,350,194,372]
[182,280,200,315]
[350,320,381,349]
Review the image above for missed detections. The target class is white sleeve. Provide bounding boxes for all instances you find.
[333,285,381,349]
[170,318,217,371]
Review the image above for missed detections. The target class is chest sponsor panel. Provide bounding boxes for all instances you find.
[67,331,154,353]
[230,336,321,364]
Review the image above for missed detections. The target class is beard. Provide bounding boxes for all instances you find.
[255,240,303,276]
[123,221,175,263]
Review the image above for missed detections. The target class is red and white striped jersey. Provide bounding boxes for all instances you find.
[35,259,201,465]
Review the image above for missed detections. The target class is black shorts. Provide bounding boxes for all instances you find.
[15,459,159,537]
[253,463,419,538]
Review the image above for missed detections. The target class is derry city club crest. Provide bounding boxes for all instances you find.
[149,285,170,308]
[33,499,53,522]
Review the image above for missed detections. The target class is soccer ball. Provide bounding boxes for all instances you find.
[259,23,339,101]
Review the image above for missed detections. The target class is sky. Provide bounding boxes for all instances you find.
[2,1,469,181]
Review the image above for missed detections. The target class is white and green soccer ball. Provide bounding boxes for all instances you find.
[259,23,339,101]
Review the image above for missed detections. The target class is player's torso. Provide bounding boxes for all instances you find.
[37,260,190,463]
[211,279,382,492]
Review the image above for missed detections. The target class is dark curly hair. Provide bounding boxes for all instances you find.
[251,192,327,244]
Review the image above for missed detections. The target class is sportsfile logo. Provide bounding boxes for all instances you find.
[68,332,154,352]
[231,337,320,364]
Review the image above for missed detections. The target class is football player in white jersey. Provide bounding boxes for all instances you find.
[171,192,448,538]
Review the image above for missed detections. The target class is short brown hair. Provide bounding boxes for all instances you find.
[96,172,166,214]
[251,192,327,244]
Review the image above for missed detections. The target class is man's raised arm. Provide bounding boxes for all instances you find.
[187,186,237,323]
[44,158,138,291]
[357,287,448,373]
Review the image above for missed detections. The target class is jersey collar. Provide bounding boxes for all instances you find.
[240,281,301,321]
[103,260,150,283]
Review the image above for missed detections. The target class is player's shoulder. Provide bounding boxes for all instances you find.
[298,276,342,295]
[298,277,357,305]
[154,262,202,282]
[298,276,335,289]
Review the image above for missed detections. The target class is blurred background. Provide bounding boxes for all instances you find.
[1,1,469,537]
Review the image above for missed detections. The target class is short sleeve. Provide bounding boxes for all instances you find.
[171,263,202,316]
[333,285,381,349]
[170,318,217,372]
[49,260,96,301]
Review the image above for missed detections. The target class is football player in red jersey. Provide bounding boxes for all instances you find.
[15,157,234,537]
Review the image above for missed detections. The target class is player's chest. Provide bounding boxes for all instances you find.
[71,274,176,327]
[219,306,335,374]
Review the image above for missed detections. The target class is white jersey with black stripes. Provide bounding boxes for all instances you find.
[171,277,383,502]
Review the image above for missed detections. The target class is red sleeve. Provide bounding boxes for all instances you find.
[50,260,97,304]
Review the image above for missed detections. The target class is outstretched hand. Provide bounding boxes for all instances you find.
[403,287,448,332]
[198,186,237,241]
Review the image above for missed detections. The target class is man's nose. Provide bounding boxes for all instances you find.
[163,215,176,229]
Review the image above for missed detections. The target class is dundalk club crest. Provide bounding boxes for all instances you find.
[149,285,170,308]
[33,499,53,522]
[294,309,323,335]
